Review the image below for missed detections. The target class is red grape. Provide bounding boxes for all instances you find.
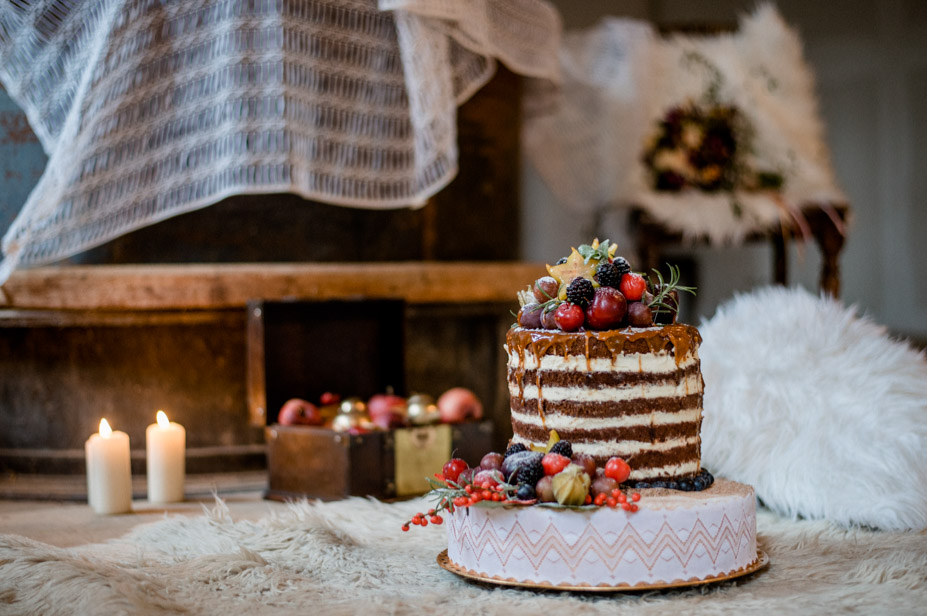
[442,458,469,483]
[540,305,559,329]
[480,452,504,472]
[518,303,543,328]
[584,287,627,329]
[627,302,653,327]
[590,475,620,498]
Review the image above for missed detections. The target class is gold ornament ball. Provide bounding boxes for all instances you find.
[406,394,440,426]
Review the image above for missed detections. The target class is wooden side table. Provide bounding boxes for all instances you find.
[630,203,848,297]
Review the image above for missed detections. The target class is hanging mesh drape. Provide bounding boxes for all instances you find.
[0,0,560,282]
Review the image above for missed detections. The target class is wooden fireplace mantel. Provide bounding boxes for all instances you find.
[0,262,545,314]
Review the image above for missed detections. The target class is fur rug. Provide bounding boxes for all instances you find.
[1,496,925,615]
[699,286,927,531]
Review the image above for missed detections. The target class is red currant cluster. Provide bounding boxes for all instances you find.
[401,508,444,532]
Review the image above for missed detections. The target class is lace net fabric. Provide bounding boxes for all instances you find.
[522,6,845,245]
[0,0,560,281]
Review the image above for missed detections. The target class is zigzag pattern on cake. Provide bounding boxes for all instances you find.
[449,502,756,573]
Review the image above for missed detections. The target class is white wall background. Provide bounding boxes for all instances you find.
[524,0,927,340]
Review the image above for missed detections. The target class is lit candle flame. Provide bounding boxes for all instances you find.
[156,410,170,428]
[99,418,113,438]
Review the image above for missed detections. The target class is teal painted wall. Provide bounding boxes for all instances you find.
[0,88,45,241]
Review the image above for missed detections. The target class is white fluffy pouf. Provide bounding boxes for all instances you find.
[699,286,927,531]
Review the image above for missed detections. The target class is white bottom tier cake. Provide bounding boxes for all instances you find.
[445,478,757,588]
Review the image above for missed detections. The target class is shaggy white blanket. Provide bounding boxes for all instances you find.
[700,286,927,531]
[1,497,925,615]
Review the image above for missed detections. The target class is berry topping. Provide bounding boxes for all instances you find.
[541,453,571,476]
[590,475,619,498]
[585,287,628,329]
[479,452,504,472]
[515,484,537,500]
[571,453,597,478]
[565,277,595,307]
[553,302,584,332]
[549,440,573,458]
[594,261,622,288]
[510,455,545,487]
[517,303,543,328]
[532,276,559,303]
[627,302,654,327]
[504,443,528,458]
[442,458,469,484]
[540,303,560,329]
[612,256,631,277]
[619,273,647,301]
[604,457,632,483]
[555,257,568,265]
[501,450,544,483]
[535,475,556,502]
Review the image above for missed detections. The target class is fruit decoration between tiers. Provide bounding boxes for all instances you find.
[402,432,715,531]
[516,238,695,331]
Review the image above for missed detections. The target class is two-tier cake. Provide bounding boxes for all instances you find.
[411,240,761,589]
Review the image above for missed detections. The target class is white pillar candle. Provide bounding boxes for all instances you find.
[146,410,186,503]
[85,418,133,514]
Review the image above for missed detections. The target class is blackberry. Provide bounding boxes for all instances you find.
[512,457,545,487]
[549,440,573,459]
[565,277,594,307]
[502,451,543,481]
[612,256,632,278]
[594,262,621,288]
[504,443,528,458]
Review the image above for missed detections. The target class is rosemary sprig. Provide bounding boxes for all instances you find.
[647,264,696,320]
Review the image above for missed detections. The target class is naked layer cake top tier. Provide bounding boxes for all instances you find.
[506,324,704,481]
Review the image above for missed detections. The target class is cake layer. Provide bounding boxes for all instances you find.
[505,325,704,480]
[445,479,757,588]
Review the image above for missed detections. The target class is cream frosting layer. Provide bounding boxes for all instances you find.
[506,349,699,373]
[445,478,757,588]
[510,407,701,430]
[509,374,702,402]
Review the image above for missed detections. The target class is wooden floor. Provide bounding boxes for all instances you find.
[0,472,284,547]
[0,471,267,501]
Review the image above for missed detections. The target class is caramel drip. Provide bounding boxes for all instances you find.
[506,324,701,367]
[584,334,591,372]
[505,325,701,431]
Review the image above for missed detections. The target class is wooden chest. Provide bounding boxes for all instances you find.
[248,299,494,501]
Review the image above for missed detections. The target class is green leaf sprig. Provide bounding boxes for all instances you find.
[577,239,612,264]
